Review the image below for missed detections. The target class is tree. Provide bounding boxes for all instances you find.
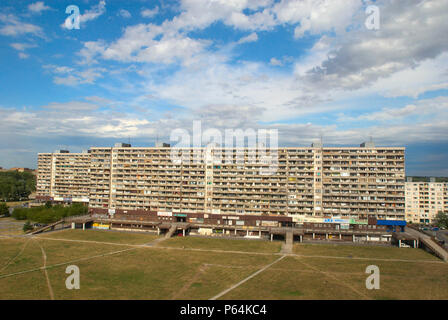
[23,221,33,232]
[435,211,448,229]
[0,171,36,202]
[0,202,9,217]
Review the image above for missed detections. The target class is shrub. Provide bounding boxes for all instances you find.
[12,203,88,224]
[0,202,9,217]
[23,221,33,232]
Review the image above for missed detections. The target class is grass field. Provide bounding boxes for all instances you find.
[0,217,25,235]
[0,228,447,300]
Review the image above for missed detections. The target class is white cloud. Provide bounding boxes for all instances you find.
[363,53,448,99]
[77,40,106,65]
[62,0,106,29]
[44,65,106,86]
[4,0,448,160]
[18,52,29,59]
[82,0,365,68]
[80,0,106,24]
[0,14,43,37]
[270,58,283,66]
[141,7,159,18]
[237,32,258,44]
[340,96,448,122]
[119,9,131,19]
[301,0,448,90]
[10,43,36,52]
[100,24,209,65]
[28,2,51,13]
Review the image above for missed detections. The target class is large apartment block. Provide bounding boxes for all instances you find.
[405,179,448,224]
[36,150,90,203]
[37,142,406,220]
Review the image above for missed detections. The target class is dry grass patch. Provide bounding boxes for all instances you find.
[39,229,160,245]
[0,270,49,300]
[161,236,282,253]
[0,218,25,236]
[220,256,363,300]
[1,231,447,300]
[294,243,439,261]
[45,248,276,300]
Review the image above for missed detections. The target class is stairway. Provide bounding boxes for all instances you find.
[281,230,293,254]
[28,220,64,235]
[165,225,177,239]
[406,227,448,262]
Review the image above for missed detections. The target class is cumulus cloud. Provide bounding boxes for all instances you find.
[339,96,448,122]
[0,101,156,140]
[301,0,448,90]
[62,0,106,29]
[271,0,362,38]
[10,43,36,51]
[100,25,210,65]
[141,7,159,18]
[270,58,283,66]
[28,2,51,13]
[10,42,37,58]
[77,40,107,65]
[18,52,29,59]
[237,32,258,44]
[0,13,43,37]
[43,64,106,86]
[119,9,131,19]
[3,0,448,173]
[76,0,367,67]
[80,0,106,24]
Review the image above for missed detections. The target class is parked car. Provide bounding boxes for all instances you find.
[33,223,47,228]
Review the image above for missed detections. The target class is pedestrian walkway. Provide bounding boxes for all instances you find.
[281,229,293,254]
[406,227,448,262]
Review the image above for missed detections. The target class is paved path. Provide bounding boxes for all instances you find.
[209,255,286,300]
[280,229,293,254]
[33,239,54,300]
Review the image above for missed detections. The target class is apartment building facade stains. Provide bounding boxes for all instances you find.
[405,179,448,223]
[36,150,90,203]
[37,143,406,221]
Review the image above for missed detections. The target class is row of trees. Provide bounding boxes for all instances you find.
[12,203,88,224]
[0,171,36,201]
[435,212,448,229]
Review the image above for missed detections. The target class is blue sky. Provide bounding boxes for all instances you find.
[0,0,448,176]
